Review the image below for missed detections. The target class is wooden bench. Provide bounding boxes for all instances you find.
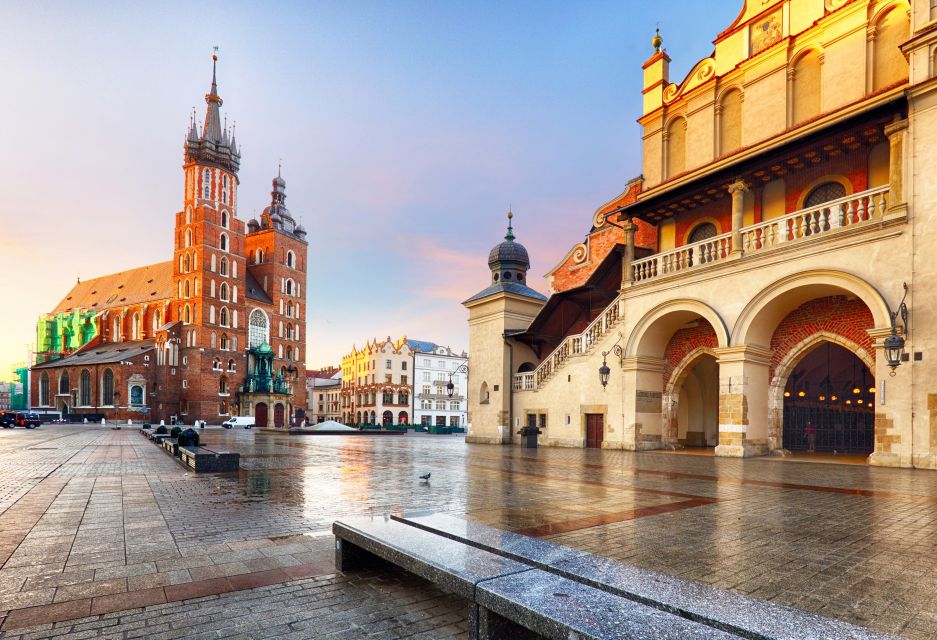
[334,514,899,640]
[333,517,740,640]
[177,446,239,473]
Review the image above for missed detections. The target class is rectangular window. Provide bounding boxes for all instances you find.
[402,362,407,371]
[400,375,407,385]
[422,385,431,396]
[386,359,392,369]
[423,372,430,382]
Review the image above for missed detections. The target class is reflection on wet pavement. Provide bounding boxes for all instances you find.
[2,425,937,638]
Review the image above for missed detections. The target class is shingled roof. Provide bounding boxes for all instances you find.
[33,340,156,369]
[51,262,173,315]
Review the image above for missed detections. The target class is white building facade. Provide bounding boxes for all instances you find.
[409,340,468,429]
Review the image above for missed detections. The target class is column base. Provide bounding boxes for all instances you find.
[868,450,910,468]
[465,434,512,445]
[911,453,937,470]
[715,440,768,458]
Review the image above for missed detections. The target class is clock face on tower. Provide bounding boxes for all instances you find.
[750,9,783,55]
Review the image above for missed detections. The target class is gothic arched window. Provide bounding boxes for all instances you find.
[79,370,91,406]
[221,209,228,228]
[39,372,50,406]
[219,233,228,252]
[220,256,228,276]
[203,169,211,198]
[220,307,229,327]
[59,371,70,395]
[102,369,114,405]
[249,309,269,348]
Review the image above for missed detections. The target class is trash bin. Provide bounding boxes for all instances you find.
[518,426,541,449]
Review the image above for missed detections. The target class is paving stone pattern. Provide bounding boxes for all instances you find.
[2,426,937,638]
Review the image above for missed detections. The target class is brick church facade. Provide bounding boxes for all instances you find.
[31,56,308,428]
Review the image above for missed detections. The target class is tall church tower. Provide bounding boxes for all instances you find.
[463,213,546,443]
[172,54,248,419]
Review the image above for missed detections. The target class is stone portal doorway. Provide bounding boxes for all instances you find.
[585,414,604,449]
[255,403,268,429]
[274,403,285,428]
[782,342,874,454]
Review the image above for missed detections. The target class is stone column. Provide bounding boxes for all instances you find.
[884,116,909,216]
[621,218,637,289]
[714,346,771,458]
[728,179,748,255]
[621,357,666,451]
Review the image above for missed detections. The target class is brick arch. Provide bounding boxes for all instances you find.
[662,345,719,445]
[626,299,728,359]
[768,296,874,381]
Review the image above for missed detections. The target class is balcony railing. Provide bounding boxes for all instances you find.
[631,185,890,284]
[512,297,624,392]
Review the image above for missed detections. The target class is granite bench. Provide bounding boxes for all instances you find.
[392,512,899,640]
[160,438,179,456]
[333,516,742,640]
[177,446,239,473]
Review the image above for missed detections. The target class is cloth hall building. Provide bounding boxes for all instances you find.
[30,57,308,428]
[465,0,937,468]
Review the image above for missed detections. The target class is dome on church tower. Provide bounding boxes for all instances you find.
[463,211,546,304]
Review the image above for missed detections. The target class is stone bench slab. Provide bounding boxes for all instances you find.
[160,438,179,456]
[333,516,530,600]
[393,512,899,640]
[478,569,739,640]
[552,554,897,640]
[395,512,588,568]
[178,446,239,473]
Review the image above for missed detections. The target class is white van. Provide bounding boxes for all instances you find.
[222,416,255,429]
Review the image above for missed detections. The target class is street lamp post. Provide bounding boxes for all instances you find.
[885,283,909,375]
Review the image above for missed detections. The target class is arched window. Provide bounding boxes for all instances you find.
[688,222,718,244]
[804,182,847,208]
[718,89,742,155]
[184,279,190,298]
[203,168,211,198]
[79,370,91,406]
[210,254,216,272]
[184,229,193,248]
[219,233,228,252]
[287,302,294,318]
[219,282,229,301]
[130,385,143,406]
[179,254,184,272]
[792,50,821,125]
[183,253,190,273]
[285,279,293,296]
[480,381,490,404]
[152,309,161,332]
[221,209,228,228]
[249,310,269,347]
[220,307,229,327]
[59,371,70,395]
[132,313,141,340]
[665,117,686,179]
[872,7,910,92]
[102,369,114,405]
[219,376,228,394]
[185,206,193,225]
[211,332,216,348]
[255,248,264,264]
[184,304,191,324]
[220,256,228,276]
[287,323,293,340]
[113,316,120,342]
[286,251,295,268]
[286,346,293,361]
[222,175,229,205]
[220,333,229,350]
[39,372,50,406]
[227,359,235,371]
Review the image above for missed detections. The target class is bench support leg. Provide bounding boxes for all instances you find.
[474,605,543,640]
[334,537,379,572]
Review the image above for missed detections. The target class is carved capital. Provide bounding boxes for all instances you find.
[727,179,749,196]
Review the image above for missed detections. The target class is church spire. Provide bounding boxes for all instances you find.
[201,51,224,143]
[505,210,515,241]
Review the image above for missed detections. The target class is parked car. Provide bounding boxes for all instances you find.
[0,411,15,428]
[222,416,254,429]
[4,412,41,429]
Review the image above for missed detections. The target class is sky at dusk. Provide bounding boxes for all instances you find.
[0,1,735,376]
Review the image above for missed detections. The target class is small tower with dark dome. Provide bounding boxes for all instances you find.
[463,211,547,445]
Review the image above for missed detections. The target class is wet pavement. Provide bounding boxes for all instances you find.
[1,425,936,638]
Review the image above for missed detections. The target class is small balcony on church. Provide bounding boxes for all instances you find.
[622,102,907,288]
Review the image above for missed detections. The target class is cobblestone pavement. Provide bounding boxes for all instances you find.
[2,426,937,638]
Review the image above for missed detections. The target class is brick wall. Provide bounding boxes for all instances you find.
[769,295,875,379]
[663,323,718,386]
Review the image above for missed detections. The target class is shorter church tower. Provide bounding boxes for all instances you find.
[463,213,546,443]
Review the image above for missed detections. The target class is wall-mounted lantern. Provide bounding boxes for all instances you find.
[885,283,909,375]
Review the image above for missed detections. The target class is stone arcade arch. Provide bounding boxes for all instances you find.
[623,300,728,451]
[727,271,891,458]
[663,347,720,448]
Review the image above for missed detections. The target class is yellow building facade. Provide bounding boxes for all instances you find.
[465,0,937,469]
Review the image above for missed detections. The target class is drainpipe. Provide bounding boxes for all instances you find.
[505,335,513,445]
